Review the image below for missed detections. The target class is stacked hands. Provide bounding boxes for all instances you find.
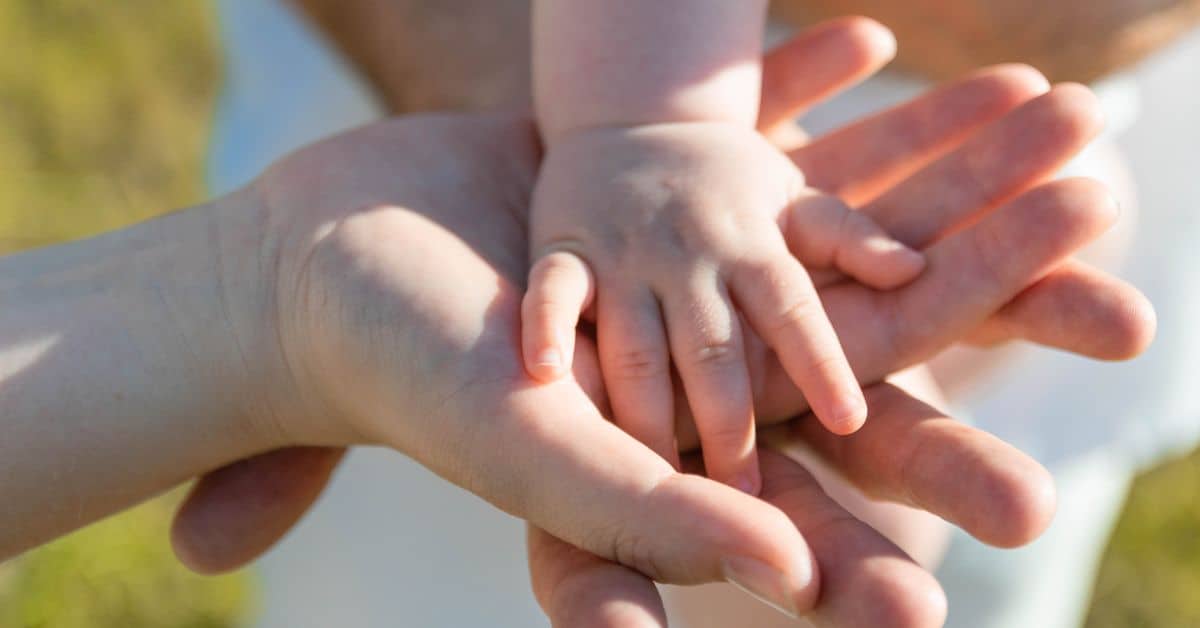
[523,120,927,489]
[0,16,1153,628]
[154,19,1155,628]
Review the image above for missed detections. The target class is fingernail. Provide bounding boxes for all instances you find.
[831,395,868,435]
[535,348,562,370]
[722,556,802,618]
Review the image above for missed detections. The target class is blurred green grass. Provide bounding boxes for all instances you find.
[0,1,254,627]
[1084,450,1200,627]
[0,0,218,248]
[0,1,1197,627]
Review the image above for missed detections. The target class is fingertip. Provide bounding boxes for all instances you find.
[526,346,569,382]
[814,377,869,435]
[1050,82,1106,137]
[837,15,897,63]
[732,456,764,497]
[979,63,1051,99]
[521,318,567,381]
[859,239,928,289]
[1108,290,1157,360]
[825,394,869,436]
[980,458,1058,549]
[793,548,823,614]
[890,245,928,285]
[169,516,214,575]
[841,564,947,628]
[169,496,240,576]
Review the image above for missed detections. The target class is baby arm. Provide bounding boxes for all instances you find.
[533,0,767,139]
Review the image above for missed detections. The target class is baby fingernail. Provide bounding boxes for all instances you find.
[535,348,563,370]
[722,556,802,618]
[831,396,868,434]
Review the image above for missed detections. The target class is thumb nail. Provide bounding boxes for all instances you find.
[721,556,804,618]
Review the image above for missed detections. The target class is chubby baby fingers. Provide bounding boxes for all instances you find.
[730,255,867,435]
[785,193,925,289]
[661,280,760,494]
[597,290,678,467]
[522,251,595,382]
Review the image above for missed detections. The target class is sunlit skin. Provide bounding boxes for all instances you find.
[523,2,928,498]
[153,20,1157,627]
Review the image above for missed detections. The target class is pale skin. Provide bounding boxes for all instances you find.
[1,101,1130,622]
[1,20,1155,628]
[525,1,927,494]
[178,16,1154,626]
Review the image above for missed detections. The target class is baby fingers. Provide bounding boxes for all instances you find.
[730,255,867,435]
[597,290,678,468]
[661,277,760,494]
[522,251,595,381]
[785,193,925,289]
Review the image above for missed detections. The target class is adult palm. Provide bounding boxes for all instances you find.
[172,19,1152,627]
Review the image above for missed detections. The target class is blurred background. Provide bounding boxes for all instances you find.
[0,1,1197,627]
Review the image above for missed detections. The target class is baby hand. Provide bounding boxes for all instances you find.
[522,122,924,492]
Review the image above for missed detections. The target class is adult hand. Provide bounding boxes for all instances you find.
[524,19,1154,627]
[170,17,1153,625]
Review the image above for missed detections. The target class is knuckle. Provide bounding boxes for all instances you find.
[579,482,671,581]
[610,523,665,581]
[669,212,742,256]
[968,222,1011,291]
[799,350,847,381]
[700,417,752,451]
[770,293,822,336]
[689,340,740,368]
[609,347,668,380]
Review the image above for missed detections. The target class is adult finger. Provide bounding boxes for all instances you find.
[758,17,897,134]
[749,177,1119,424]
[842,178,1120,384]
[805,80,1152,361]
[456,373,819,615]
[528,526,667,628]
[965,259,1156,359]
[528,431,953,628]
[863,83,1106,247]
[779,382,1056,548]
[756,448,949,628]
[171,446,347,574]
[791,64,1050,206]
